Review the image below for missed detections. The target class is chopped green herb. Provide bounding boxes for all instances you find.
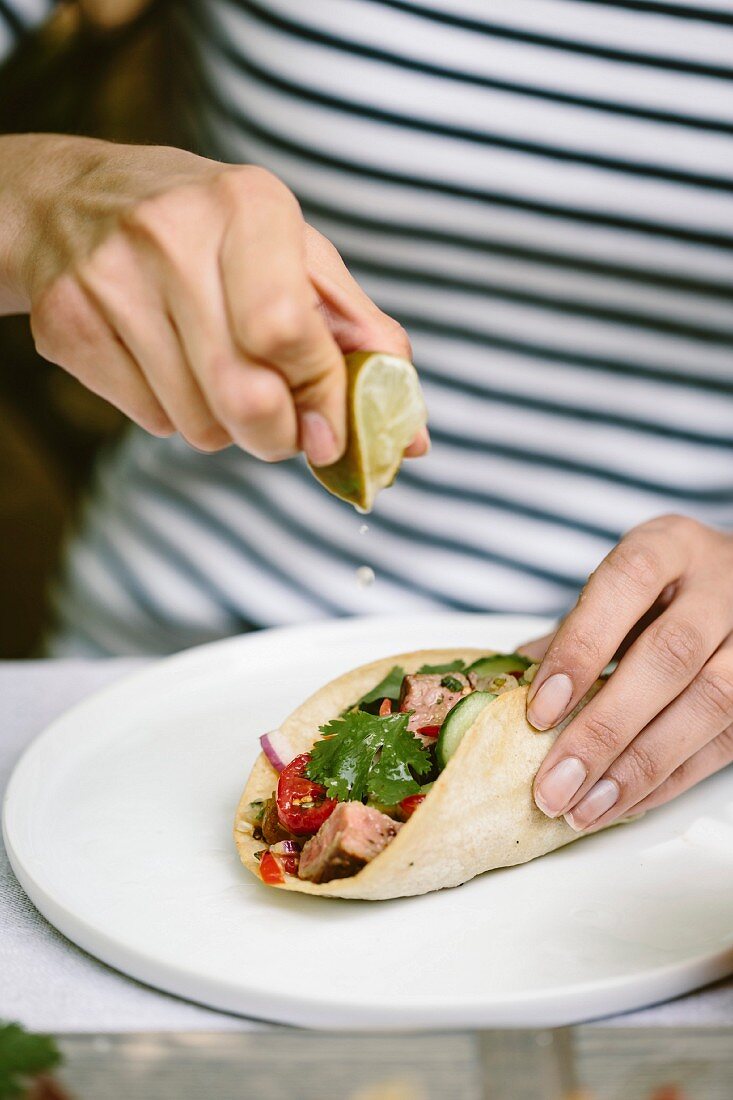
[0,1023,61,1099]
[367,779,436,817]
[306,710,432,806]
[464,653,531,681]
[352,665,405,710]
[416,659,466,675]
[440,674,465,692]
[241,800,265,826]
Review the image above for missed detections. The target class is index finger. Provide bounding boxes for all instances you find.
[526,517,692,732]
[306,239,430,459]
[220,175,347,466]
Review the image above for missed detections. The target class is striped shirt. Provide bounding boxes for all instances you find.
[0,0,51,50]
[5,1,733,655]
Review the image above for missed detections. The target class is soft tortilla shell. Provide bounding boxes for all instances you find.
[234,649,599,900]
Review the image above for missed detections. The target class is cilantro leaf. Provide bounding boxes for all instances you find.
[306,711,431,805]
[416,659,466,675]
[0,1024,61,1099]
[353,665,405,710]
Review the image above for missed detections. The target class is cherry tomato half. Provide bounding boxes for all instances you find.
[276,753,336,836]
[259,850,285,885]
[399,794,426,820]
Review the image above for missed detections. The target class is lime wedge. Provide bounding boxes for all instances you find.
[309,350,427,513]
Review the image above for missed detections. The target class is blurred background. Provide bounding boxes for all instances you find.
[0,0,187,657]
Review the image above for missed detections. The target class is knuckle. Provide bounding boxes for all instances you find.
[665,757,691,791]
[620,740,661,787]
[578,709,624,757]
[247,166,297,206]
[564,625,605,668]
[218,165,298,209]
[84,232,128,274]
[243,297,310,360]
[121,190,200,254]
[693,669,733,722]
[648,616,704,677]
[79,237,136,302]
[217,366,285,428]
[378,315,412,360]
[183,421,231,453]
[121,196,166,239]
[131,398,174,437]
[120,201,178,260]
[142,411,175,437]
[641,512,685,534]
[214,166,254,202]
[606,536,662,595]
[32,276,92,357]
[255,440,299,464]
[657,512,701,539]
[715,724,733,759]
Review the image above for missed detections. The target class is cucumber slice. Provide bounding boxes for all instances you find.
[436,691,496,770]
[464,653,531,679]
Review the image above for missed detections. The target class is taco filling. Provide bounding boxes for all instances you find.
[241,653,535,886]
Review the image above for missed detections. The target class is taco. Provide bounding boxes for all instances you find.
[234,649,605,900]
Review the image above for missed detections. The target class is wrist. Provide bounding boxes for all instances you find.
[0,133,112,314]
[0,135,220,316]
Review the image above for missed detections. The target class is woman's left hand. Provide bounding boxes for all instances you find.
[526,514,733,831]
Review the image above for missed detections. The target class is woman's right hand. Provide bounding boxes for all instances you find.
[1,134,424,464]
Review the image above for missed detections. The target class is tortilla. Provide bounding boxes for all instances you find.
[234,649,602,900]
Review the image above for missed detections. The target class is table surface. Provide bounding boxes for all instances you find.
[46,1028,733,1099]
[2,658,732,1033]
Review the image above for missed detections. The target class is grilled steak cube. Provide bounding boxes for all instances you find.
[399,672,470,732]
[298,802,401,884]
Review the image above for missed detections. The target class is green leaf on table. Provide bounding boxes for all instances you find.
[0,1023,61,1099]
[306,710,432,806]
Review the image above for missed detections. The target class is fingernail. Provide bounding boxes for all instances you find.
[403,426,431,459]
[534,757,586,817]
[565,778,619,831]
[527,673,573,730]
[301,411,339,466]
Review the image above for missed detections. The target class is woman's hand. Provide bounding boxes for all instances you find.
[527,515,733,830]
[1,135,426,465]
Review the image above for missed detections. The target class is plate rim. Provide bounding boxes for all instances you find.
[5,613,733,1030]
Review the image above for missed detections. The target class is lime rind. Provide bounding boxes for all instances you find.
[310,351,427,512]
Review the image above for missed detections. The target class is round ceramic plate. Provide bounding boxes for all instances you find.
[4,614,733,1029]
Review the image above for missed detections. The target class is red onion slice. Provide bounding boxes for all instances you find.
[269,840,300,855]
[259,729,297,772]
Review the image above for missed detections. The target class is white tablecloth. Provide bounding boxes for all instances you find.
[2,660,732,1032]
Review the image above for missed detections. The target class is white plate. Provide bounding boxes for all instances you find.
[4,614,733,1029]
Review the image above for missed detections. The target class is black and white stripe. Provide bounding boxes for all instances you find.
[0,0,53,57]
[48,0,733,655]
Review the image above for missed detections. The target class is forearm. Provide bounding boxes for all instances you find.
[1,134,90,314]
[0,133,231,318]
[0,133,418,466]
